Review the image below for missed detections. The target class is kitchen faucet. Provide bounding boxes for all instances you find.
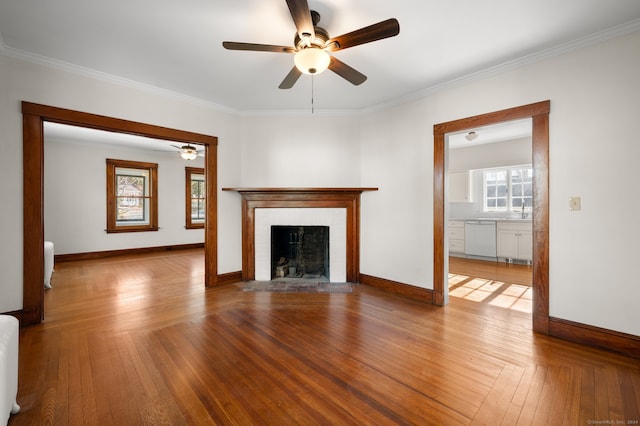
[521,203,527,219]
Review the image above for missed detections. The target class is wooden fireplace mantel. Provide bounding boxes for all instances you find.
[222,187,378,196]
[222,187,378,282]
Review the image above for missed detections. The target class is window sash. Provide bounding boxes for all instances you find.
[483,166,533,213]
[116,172,149,224]
[106,159,158,233]
[185,167,205,228]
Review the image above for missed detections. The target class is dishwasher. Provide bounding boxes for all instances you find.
[464,220,497,259]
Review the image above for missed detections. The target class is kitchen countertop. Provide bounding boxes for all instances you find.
[451,217,533,222]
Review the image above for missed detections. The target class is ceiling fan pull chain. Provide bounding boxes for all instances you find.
[311,74,315,114]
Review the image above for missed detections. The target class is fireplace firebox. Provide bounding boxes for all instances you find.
[271,226,330,280]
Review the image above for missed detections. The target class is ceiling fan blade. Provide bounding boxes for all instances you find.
[170,144,183,150]
[328,57,367,86]
[278,66,303,89]
[223,41,295,53]
[327,18,400,51]
[285,0,315,44]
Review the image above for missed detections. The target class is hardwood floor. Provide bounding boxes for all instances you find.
[449,257,533,313]
[9,250,640,425]
[449,256,533,287]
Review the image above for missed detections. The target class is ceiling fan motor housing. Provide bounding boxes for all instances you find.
[294,24,330,50]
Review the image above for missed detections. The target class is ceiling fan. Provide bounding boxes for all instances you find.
[171,144,203,160]
[222,0,400,89]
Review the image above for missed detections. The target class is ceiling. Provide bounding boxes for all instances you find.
[448,118,532,149]
[43,122,187,153]
[2,1,640,113]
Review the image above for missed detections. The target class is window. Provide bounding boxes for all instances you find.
[106,159,158,233]
[185,167,205,229]
[483,166,533,212]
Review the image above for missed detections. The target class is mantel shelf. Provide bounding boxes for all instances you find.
[222,187,378,194]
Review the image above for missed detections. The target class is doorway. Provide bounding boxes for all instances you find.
[21,102,219,325]
[433,101,550,334]
[446,120,533,312]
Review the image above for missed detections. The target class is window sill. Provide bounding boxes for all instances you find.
[185,224,205,229]
[106,226,159,234]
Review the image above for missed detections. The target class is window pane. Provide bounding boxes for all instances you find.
[512,185,522,197]
[497,198,507,208]
[117,175,145,197]
[488,199,496,208]
[192,180,205,198]
[117,197,146,221]
[487,186,496,197]
[524,183,533,197]
[191,199,205,220]
[497,184,507,197]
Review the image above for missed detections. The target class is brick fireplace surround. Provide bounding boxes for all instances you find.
[222,188,377,282]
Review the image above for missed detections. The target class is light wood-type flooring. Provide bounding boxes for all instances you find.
[449,256,533,314]
[9,249,640,425]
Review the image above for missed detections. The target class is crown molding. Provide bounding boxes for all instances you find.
[0,44,239,115]
[238,108,363,118]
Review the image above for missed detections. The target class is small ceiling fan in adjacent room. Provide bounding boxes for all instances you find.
[222,0,400,89]
[171,144,203,160]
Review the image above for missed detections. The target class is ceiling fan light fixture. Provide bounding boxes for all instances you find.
[180,146,198,160]
[294,47,330,75]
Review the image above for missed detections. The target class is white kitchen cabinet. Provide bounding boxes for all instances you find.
[496,221,532,262]
[448,220,465,257]
[449,171,472,203]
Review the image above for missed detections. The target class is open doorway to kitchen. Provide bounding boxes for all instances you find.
[447,119,533,314]
[433,101,550,334]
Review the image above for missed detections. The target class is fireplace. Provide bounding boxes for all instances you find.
[271,226,329,280]
[222,187,378,283]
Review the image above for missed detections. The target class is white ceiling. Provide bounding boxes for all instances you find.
[2,0,640,113]
[448,118,532,149]
[43,122,183,152]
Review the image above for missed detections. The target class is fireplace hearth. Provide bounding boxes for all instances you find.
[271,226,329,280]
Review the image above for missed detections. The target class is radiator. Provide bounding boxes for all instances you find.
[44,241,54,289]
[0,316,20,425]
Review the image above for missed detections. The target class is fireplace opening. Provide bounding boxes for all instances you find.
[270,226,329,281]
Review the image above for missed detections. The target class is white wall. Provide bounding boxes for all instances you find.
[239,114,361,187]
[359,102,433,288]
[44,138,205,254]
[448,137,531,172]
[2,28,639,337]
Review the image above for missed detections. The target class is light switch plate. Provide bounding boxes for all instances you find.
[569,196,581,211]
